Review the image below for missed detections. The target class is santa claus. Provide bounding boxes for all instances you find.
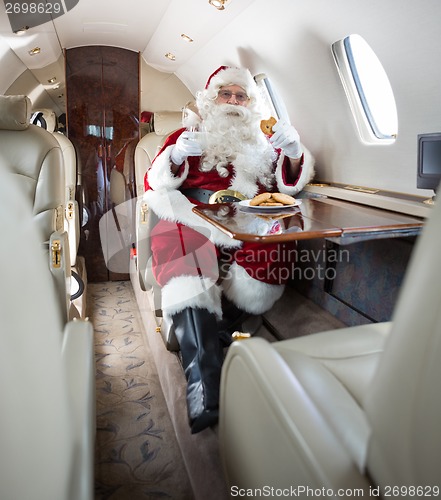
[144,66,315,433]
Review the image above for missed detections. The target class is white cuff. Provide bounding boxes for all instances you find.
[147,145,189,191]
[162,275,222,320]
[222,262,285,315]
[276,143,315,196]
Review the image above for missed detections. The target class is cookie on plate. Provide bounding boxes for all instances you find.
[271,192,296,205]
[249,192,272,206]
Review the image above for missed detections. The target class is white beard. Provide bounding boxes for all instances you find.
[198,102,277,197]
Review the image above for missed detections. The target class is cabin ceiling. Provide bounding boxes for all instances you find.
[0,0,256,112]
[1,0,441,197]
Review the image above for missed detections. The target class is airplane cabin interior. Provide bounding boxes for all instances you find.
[0,1,440,499]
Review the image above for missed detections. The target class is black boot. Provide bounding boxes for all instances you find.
[172,308,223,433]
[217,297,251,346]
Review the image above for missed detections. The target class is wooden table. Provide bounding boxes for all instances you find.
[192,196,424,244]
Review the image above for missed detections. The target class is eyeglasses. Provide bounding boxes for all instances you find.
[217,90,249,103]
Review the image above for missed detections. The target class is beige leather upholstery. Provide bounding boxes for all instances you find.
[134,110,182,196]
[36,108,80,267]
[220,200,440,493]
[0,95,71,321]
[110,167,130,206]
[0,165,95,500]
[134,111,182,351]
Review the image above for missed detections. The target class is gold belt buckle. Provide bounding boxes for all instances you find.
[209,189,246,204]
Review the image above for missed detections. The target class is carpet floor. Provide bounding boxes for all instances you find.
[89,281,193,499]
[89,280,346,499]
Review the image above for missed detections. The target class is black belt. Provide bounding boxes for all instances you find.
[182,188,215,203]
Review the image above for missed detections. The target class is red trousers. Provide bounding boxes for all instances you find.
[151,220,297,287]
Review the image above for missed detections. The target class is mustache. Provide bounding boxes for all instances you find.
[217,103,249,119]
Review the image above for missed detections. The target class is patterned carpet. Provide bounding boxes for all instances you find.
[89,281,194,499]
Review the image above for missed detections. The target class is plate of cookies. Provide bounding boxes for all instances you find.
[239,192,301,211]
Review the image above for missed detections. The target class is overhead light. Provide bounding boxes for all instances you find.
[14,26,29,36]
[165,52,176,61]
[29,47,41,56]
[48,77,57,84]
[181,34,194,43]
[209,0,231,10]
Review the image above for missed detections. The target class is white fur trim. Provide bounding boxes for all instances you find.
[228,145,275,198]
[275,144,315,196]
[143,189,242,249]
[162,275,222,320]
[147,145,189,191]
[207,67,257,99]
[222,262,285,315]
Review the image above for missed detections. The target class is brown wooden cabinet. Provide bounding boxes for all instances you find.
[66,46,140,282]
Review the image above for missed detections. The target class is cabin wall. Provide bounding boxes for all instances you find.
[140,58,193,113]
[0,38,25,94]
[292,236,416,326]
[6,68,64,114]
[175,0,441,199]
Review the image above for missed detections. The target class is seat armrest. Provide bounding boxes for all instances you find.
[49,230,71,322]
[65,199,80,267]
[219,337,371,492]
[62,319,95,500]
[135,198,151,291]
[274,323,390,405]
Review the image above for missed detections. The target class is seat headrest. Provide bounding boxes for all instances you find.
[0,95,31,131]
[153,111,182,136]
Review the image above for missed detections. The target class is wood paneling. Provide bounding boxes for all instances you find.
[66,46,139,282]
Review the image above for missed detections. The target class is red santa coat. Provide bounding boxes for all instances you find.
[143,128,315,318]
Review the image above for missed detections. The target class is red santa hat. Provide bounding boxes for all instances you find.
[205,66,258,100]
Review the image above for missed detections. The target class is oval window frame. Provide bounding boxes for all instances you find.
[332,34,398,145]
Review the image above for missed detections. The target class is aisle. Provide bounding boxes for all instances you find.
[88,281,193,499]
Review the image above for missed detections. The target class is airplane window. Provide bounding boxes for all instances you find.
[254,73,290,123]
[332,34,398,145]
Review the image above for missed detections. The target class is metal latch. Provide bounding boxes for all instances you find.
[66,202,75,220]
[51,239,62,268]
[140,203,148,224]
[232,331,251,341]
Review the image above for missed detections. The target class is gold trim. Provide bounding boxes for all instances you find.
[140,202,148,224]
[232,331,251,341]
[209,189,246,204]
[51,239,62,268]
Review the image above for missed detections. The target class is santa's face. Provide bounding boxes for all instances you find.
[215,85,250,108]
[201,84,258,139]
[196,84,274,182]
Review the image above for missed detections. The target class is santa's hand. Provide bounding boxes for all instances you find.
[270,119,303,159]
[170,131,203,165]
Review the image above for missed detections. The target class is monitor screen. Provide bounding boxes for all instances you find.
[417,133,441,192]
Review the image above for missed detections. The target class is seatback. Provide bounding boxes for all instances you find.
[0,95,70,322]
[134,111,182,351]
[36,108,80,267]
[0,164,94,500]
[364,198,441,488]
[134,110,182,291]
[134,110,182,196]
[54,131,80,267]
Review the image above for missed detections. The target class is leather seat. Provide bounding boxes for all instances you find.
[134,110,182,198]
[0,95,71,322]
[0,163,95,500]
[32,108,80,268]
[219,199,440,493]
[134,110,182,351]
[32,108,88,317]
